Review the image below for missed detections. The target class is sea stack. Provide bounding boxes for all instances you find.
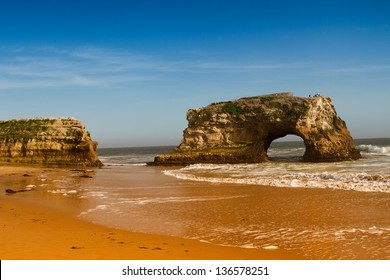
[0,118,102,166]
[153,92,361,165]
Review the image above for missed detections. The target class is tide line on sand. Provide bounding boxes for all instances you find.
[0,164,300,260]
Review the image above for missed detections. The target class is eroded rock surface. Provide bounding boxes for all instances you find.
[153,92,361,165]
[0,118,102,166]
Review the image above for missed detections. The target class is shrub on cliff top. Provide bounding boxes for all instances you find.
[0,119,53,140]
[221,102,244,115]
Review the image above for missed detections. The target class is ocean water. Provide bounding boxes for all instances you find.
[33,138,390,259]
[163,138,390,193]
[99,138,390,193]
[98,146,175,166]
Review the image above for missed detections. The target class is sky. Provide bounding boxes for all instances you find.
[0,0,389,147]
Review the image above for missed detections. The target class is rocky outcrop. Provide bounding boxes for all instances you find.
[0,118,102,166]
[153,92,361,165]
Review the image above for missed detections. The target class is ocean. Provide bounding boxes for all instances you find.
[98,138,390,193]
[28,138,390,259]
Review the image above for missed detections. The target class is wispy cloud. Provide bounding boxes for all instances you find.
[0,47,160,90]
[0,46,307,91]
[191,61,306,72]
[0,79,63,90]
[312,64,390,76]
[70,75,101,86]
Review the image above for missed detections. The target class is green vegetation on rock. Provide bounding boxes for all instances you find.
[0,119,55,140]
[221,101,245,115]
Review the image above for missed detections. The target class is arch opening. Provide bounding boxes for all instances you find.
[266,134,306,162]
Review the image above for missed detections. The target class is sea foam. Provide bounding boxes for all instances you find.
[163,161,390,193]
[358,144,390,154]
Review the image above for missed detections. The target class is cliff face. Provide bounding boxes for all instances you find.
[153,92,361,165]
[0,118,102,166]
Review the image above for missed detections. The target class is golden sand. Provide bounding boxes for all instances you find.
[0,165,299,260]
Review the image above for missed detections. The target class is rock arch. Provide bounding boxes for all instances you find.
[153,93,361,165]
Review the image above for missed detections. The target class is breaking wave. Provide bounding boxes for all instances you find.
[162,140,390,193]
[357,144,390,154]
[163,161,390,193]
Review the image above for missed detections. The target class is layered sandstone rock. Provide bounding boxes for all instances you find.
[0,118,102,166]
[153,92,361,165]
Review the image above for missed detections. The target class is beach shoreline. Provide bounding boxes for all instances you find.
[0,164,300,260]
[1,159,389,260]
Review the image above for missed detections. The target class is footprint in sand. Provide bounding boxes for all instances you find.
[70,246,84,250]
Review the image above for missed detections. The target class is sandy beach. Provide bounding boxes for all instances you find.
[2,159,389,260]
[0,165,299,260]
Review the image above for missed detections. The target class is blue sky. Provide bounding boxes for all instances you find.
[0,0,389,147]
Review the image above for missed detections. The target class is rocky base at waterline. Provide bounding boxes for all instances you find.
[0,118,102,166]
[153,92,361,165]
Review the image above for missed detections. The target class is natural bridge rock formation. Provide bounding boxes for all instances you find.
[0,118,102,166]
[153,92,361,165]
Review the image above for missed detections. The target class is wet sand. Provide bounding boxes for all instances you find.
[78,165,390,260]
[0,165,299,260]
